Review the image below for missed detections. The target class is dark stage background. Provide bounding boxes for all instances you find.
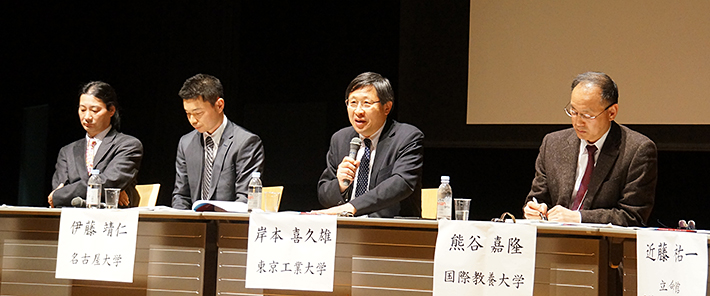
[3,1,709,228]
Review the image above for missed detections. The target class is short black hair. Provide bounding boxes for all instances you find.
[571,71,618,105]
[179,74,224,105]
[81,81,121,130]
[345,72,394,104]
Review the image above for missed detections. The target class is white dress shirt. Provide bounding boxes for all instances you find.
[85,125,111,172]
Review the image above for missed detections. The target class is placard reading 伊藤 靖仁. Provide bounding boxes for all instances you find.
[55,208,139,282]
[245,212,337,292]
[637,229,708,295]
[433,220,537,296]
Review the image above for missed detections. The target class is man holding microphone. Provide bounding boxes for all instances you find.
[316,72,424,218]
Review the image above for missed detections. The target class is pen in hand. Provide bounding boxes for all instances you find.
[532,197,548,221]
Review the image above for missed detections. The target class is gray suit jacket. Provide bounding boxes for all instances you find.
[318,119,424,218]
[526,121,657,226]
[51,128,143,207]
[172,119,265,210]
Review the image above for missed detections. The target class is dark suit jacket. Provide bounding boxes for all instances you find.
[318,119,424,218]
[526,121,657,226]
[51,128,143,207]
[172,119,265,210]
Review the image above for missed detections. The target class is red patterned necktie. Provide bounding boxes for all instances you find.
[572,145,598,211]
[86,140,97,174]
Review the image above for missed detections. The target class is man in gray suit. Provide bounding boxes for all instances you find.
[524,72,657,226]
[316,72,423,218]
[172,74,265,210]
[49,81,142,207]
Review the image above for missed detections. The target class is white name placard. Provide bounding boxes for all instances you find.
[55,208,139,282]
[245,212,337,292]
[637,229,708,295]
[433,220,537,296]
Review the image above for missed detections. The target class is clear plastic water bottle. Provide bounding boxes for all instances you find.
[247,171,262,212]
[436,176,452,220]
[86,169,102,209]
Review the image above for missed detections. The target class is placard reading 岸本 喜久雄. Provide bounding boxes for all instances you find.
[245,212,337,292]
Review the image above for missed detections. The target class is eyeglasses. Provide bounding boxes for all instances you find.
[564,103,614,120]
[345,99,381,109]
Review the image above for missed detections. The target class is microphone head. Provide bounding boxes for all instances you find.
[349,137,362,149]
[70,197,85,207]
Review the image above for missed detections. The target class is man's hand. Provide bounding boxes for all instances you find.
[337,156,360,192]
[523,199,547,220]
[547,205,582,223]
[119,190,130,206]
[48,183,64,208]
[312,203,357,216]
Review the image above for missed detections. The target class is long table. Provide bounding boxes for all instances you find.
[209,213,609,296]
[0,207,705,295]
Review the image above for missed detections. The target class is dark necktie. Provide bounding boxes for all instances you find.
[202,136,215,200]
[355,139,372,197]
[572,145,598,211]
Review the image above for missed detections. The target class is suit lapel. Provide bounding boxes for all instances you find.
[187,133,204,199]
[583,122,621,209]
[209,121,235,198]
[93,128,116,170]
[560,131,581,208]
[73,138,89,178]
[370,120,394,189]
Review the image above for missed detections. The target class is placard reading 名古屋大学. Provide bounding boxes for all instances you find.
[55,208,139,282]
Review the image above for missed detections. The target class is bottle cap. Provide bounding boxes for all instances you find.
[252,171,261,178]
[91,169,100,175]
[441,176,450,182]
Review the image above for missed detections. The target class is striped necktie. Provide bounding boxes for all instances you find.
[202,136,215,200]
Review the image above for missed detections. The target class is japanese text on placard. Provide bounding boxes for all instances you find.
[636,230,708,296]
[433,220,536,296]
[245,213,337,292]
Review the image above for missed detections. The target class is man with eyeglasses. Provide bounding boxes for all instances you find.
[523,72,657,226]
[316,72,424,217]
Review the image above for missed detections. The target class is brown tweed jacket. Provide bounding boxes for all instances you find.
[525,121,657,226]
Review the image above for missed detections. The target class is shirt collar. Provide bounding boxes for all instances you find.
[204,114,228,145]
[581,125,611,153]
[359,122,386,149]
[86,125,111,142]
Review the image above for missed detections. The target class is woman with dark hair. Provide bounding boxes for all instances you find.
[48,81,143,207]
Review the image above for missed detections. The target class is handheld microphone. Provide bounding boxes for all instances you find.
[70,197,107,208]
[71,197,86,207]
[342,137,362,187]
